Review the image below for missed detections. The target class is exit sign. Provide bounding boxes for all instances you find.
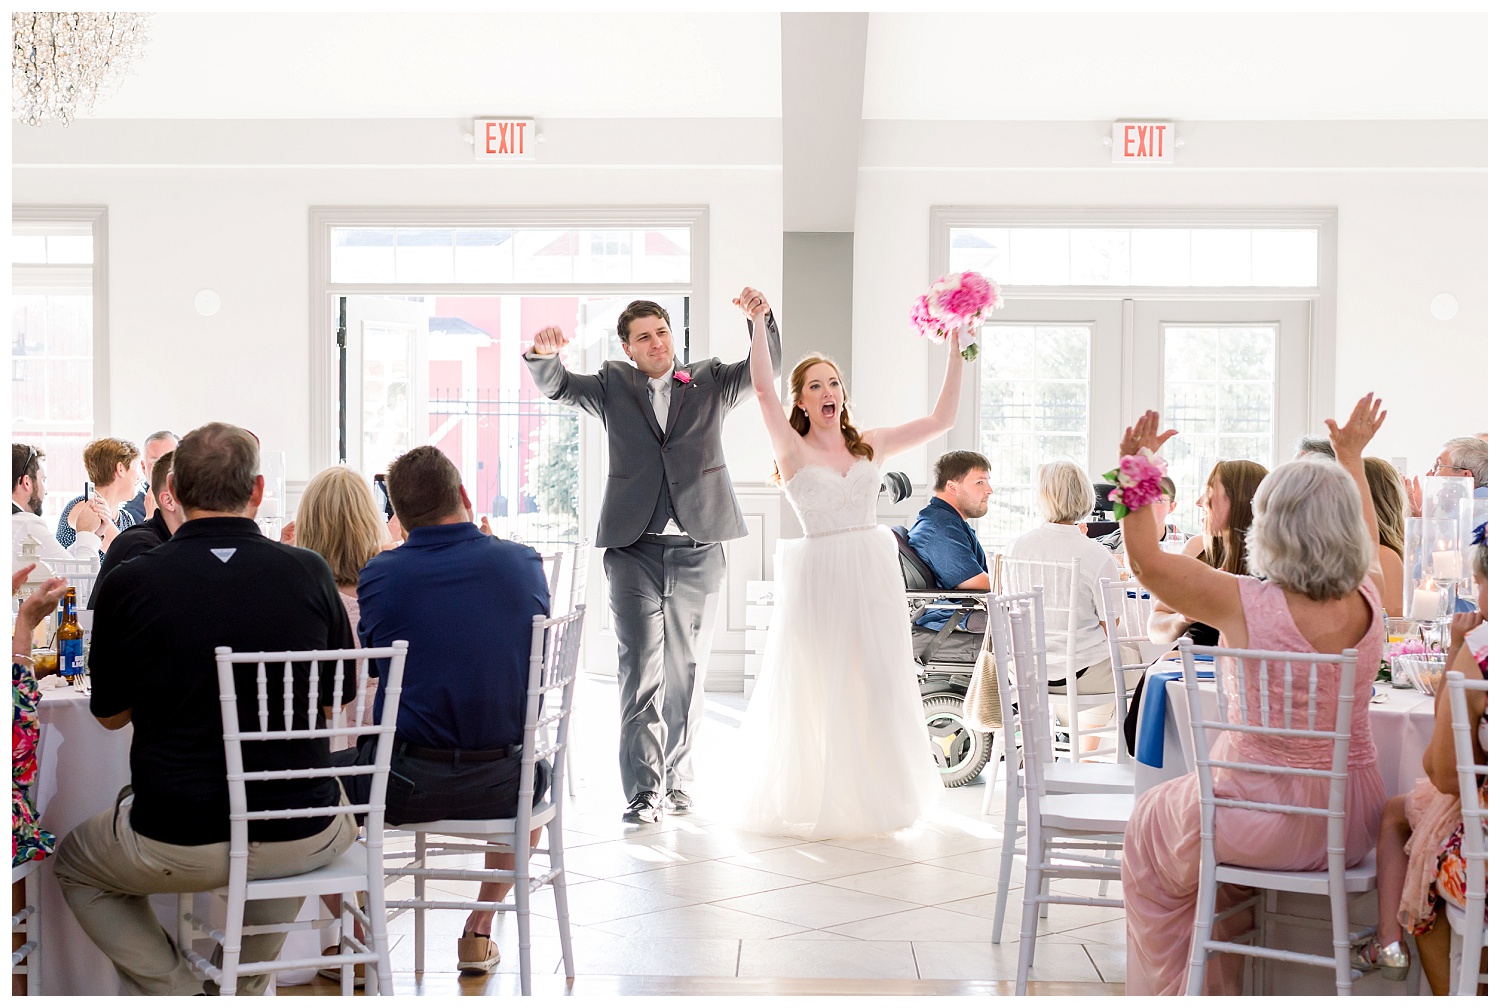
[473,119,535,160]
[1111,121,1174,163]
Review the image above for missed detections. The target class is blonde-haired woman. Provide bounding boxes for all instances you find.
[728,286,966,840]
[283,466,386,639]
[1364,456,1408,616]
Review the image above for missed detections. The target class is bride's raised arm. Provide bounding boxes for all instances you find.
[736,288,802,476]
[864,323,966,462]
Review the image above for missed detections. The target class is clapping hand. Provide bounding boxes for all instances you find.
[1324,392,1386,461]
[1120,410,1178,458]
[529,326,570,358]
[72,496,106,534]
[14,574,68,637]
[732,287,769,320]
[279,519,297,545]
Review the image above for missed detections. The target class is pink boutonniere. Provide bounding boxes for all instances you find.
[673,369,691,384]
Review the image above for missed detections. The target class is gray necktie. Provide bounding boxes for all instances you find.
[649,376,670,430]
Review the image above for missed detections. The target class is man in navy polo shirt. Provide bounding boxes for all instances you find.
[908,451,992,661]
[349,445,549,977]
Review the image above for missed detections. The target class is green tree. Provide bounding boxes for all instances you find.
[524,410,580,539]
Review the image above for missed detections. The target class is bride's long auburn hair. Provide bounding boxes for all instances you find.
[772,354,875,485]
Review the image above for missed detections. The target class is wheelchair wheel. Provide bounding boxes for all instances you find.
[923,693,992,788]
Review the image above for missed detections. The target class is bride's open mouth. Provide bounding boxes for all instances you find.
[820,402,837,419]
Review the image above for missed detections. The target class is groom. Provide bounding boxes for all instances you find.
[525,291,781,823]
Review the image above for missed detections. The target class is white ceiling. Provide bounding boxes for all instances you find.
[864,12,1487,120]
[80,11,1485,122]
[88,12,783,119]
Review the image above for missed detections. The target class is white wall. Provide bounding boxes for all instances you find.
[851,120,1488,483]
[13,119,784,484]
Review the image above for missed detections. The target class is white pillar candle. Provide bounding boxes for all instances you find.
[257,495,282,519]
[1410,587,1442,621]
[1431,550,1463,580]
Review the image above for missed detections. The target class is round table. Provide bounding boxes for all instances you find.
[31,678,328,995]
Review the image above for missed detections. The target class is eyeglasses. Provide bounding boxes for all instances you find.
[15,444,38,483]
[1431,459,1467,474]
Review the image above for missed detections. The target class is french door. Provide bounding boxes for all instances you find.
[961,298,1312,545]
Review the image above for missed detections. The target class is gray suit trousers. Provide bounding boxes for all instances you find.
[603,538,726,799]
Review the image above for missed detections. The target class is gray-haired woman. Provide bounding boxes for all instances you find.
[1117,394,1390,995]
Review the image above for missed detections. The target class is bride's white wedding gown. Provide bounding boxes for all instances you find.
[732,458,940,840]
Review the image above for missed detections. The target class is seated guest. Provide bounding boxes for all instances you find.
[13,564,68,867]
[1294,435,1336,459]
[11,443,103,561]
[1364,456,1408,617]
[1147,460,1267,647]
[1097,476,1179,555]
[53,422,357,996]
[118,430,178,525]
[56,437,142,559]
[1356,522,1487,991]
[1410,435,1488,518]
[89,450,184,608]
[1006,460,1126,703]
[907,450,991,661]
[1120,397,1389,995]
[341,446,550,976]
[285,466,386,642]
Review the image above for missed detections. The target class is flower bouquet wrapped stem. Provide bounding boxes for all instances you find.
[910,271,1001,361]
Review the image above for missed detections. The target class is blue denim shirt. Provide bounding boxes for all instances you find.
[907,497,987,632]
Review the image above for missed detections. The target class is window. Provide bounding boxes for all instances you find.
[1161,326,1277,536]
[977,324,1091,545]
[314,209,704,549]
[12,210,108,517]
[949,227,1319,288]
[937,209,1332,550]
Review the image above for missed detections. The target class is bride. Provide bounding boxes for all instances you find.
[729,286,968,840]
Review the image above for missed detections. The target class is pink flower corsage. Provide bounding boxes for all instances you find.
[673,369,691,384]
[908,271,1001,361]
[1102,449,1168,519]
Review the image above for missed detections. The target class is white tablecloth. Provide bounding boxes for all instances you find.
[31,680,327,995]
[1130,666,1438,995]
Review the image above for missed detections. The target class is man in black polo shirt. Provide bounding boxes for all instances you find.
[53,422,357,996]
[89,449,186,608]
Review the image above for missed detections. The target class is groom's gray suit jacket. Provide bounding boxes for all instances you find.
[524,315,781,548]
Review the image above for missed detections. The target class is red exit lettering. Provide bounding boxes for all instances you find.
[1122,123,1169,158]
[481,120,529,156]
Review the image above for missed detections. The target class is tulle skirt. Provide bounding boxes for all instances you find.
[731,525,940,840]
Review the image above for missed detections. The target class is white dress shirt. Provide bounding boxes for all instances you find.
[12,507,101,564]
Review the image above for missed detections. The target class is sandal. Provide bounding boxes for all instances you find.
[1350,938,1409,981]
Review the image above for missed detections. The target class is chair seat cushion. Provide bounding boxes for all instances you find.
[1044,761,1134,794]
[1040,792,1135,830]
[1215,852,1378,895]
[391,800,558,838]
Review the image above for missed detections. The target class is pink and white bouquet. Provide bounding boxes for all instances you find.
[909,271,1001,361]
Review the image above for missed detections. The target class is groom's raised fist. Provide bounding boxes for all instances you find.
[530,325,570,357]
[733,287,769,320]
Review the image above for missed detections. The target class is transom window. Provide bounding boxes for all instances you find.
[950,227,1318,288]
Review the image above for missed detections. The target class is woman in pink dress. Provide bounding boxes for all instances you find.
[1116,395,1390,995]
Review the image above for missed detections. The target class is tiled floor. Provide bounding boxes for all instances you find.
[286,670,1126,996]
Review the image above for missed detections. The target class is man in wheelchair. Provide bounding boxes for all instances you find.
[905,451,992,664]
[890,451,995,787]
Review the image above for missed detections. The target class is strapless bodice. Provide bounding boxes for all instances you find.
[783,459,881,537]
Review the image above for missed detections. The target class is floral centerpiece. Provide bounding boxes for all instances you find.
[909,272,1001,361]
[1382,637,1443,685]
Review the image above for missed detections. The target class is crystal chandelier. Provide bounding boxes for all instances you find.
[12,12,151,127]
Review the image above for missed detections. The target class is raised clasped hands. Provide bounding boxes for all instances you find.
[1120,410,1178,458]
[732,287,769,320]
[1324,392,1386,460]
[72,496,106,534]
[529,325,570,358]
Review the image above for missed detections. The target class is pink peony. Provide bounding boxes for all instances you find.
[673,369,691,384]
[909,294,945,343]
[928,272,1000,323]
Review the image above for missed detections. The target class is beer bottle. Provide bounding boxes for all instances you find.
[57,587,84,685]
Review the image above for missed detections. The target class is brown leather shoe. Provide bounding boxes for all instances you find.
[457,931,501,975]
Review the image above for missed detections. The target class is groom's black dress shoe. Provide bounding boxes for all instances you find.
[664,789,694,815]
[622,791,662,824]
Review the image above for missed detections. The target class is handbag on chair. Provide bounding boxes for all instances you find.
[961,618,1008,732]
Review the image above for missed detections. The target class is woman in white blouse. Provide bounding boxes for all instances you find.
[1003,461,1127,736]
